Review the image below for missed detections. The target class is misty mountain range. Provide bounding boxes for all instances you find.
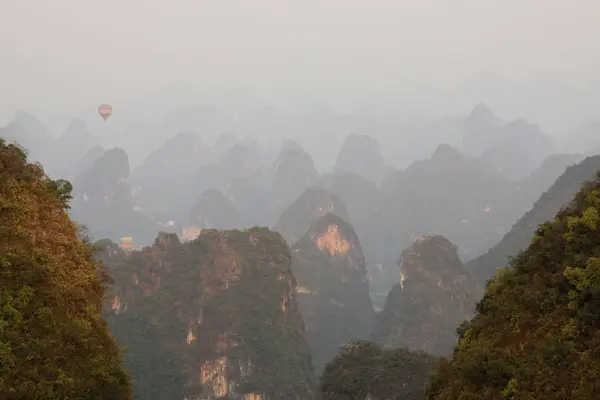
[3,101,599,313]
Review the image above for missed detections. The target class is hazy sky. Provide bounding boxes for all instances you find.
[3,0,600,132]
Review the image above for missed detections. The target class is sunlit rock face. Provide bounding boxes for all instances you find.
[366,143,522,306]
[273,187,350,247]
[291,213,375,373]
[100,229,317,400]
[371,234,476,357]
[315,172,381,305]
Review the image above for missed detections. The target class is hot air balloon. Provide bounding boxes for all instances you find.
[120,236,133,250]
[98,104,113,121]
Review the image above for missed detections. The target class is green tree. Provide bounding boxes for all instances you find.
[320,340,436,400]
[0,139,131,399]
[426,171,600,400]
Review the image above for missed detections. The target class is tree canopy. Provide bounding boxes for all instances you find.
[426,171,600,399]
[0,139,131,399]
[320,340,436,400]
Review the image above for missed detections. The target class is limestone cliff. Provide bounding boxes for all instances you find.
[315,173,381,306]
[291,213,375,372]
[368,143,522,304]
[371,235,475,357]
[273,188,350,246]
[101,229,317,399]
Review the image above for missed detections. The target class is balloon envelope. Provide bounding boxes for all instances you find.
[98,104,112,120]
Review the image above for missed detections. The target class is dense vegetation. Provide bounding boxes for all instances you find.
[320,340,436,400]
[426,171,600,399]
[371,235,475,357]
[0,139,131,399]
[101,228,317,399]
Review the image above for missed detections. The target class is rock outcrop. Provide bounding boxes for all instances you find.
[367,144,519,302]
[102,228,317,399]
[315,173,382,305]
[273,188,350,246]
[291,213,375,372]
[371,235,476,357]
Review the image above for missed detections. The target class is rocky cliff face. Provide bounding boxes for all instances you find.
[367,144,518,302]
[291,213,375,372]
[316,173,381,304]
[101,229,317,400]
[273,188,350,246]
[371,235,475,357]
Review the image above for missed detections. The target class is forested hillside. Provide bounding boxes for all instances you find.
[426,171,600,399]
[0,139,131,399]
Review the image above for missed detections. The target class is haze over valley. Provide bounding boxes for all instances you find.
[3,1,600,399]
